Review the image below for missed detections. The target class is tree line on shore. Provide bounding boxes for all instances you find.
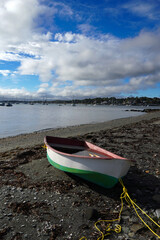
[1,96,160,106]
[71,97,160,106]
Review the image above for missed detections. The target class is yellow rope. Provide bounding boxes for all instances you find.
[80,178,160,240]
[119,178,160,239]
[42,144,47,149]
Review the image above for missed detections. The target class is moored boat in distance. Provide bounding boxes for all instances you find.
[71,103,76,106]
[44,136,133,188]
[0,102,5,106]
[6,102,13,107]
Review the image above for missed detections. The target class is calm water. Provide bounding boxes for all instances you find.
[0,103,153,138]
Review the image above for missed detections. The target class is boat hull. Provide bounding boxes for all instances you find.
[46,146,130,188]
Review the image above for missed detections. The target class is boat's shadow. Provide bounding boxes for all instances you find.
[66,166,160,210]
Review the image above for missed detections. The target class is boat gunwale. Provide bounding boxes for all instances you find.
[44,136,133,162]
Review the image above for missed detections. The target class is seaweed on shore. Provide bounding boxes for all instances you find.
[28,179,75,193]
[0,227,11,239]
[8,201,50,217]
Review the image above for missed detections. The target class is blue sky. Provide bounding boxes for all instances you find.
[0,0,160,100]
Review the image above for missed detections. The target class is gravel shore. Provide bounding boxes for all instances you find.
[0,111,160,240]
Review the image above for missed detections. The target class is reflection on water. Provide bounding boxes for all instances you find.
[0,104,147,138]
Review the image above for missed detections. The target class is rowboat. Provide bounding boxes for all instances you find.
[44,136,132,188]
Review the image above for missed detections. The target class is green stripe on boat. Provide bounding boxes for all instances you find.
[47,154,118,188]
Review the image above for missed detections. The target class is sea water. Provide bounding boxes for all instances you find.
[0,103,153,138]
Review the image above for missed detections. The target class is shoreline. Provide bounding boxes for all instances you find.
[0,110,160,153]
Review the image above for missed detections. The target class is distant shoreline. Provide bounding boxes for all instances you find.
[125,108,160,113]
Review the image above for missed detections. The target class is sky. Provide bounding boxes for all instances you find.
[0,0,160,100]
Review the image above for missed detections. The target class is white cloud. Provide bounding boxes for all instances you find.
[15,29,160,98]
[39,83,49,88]
[0,0,74,51]
[0,0,53,52]
[0,87,31,99]
[0,70,11,76]
[0,52,23,62]
[122,1,160,20]
[77,24,97,35]
[0,0,37,44]
[52,2,73,17]
[18,57,54,82]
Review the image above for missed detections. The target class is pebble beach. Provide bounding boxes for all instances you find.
[0,110,160,240]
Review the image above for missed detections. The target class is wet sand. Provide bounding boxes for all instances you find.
[0,111,160,240]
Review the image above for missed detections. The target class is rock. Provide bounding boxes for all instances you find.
[136,189,143,196]
[7,213,12,217]
[79,224,89,230]
[130,223,144,233]
[128,232,135,238]
[83,208,99,220]
[155,209,160,218]
[152,194,160,203]
[122,226,130,234]
[129,216,138,223]
[121,215,130,221]
[121,209,130,216]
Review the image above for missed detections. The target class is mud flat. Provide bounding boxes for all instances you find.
[0,110,160,240]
